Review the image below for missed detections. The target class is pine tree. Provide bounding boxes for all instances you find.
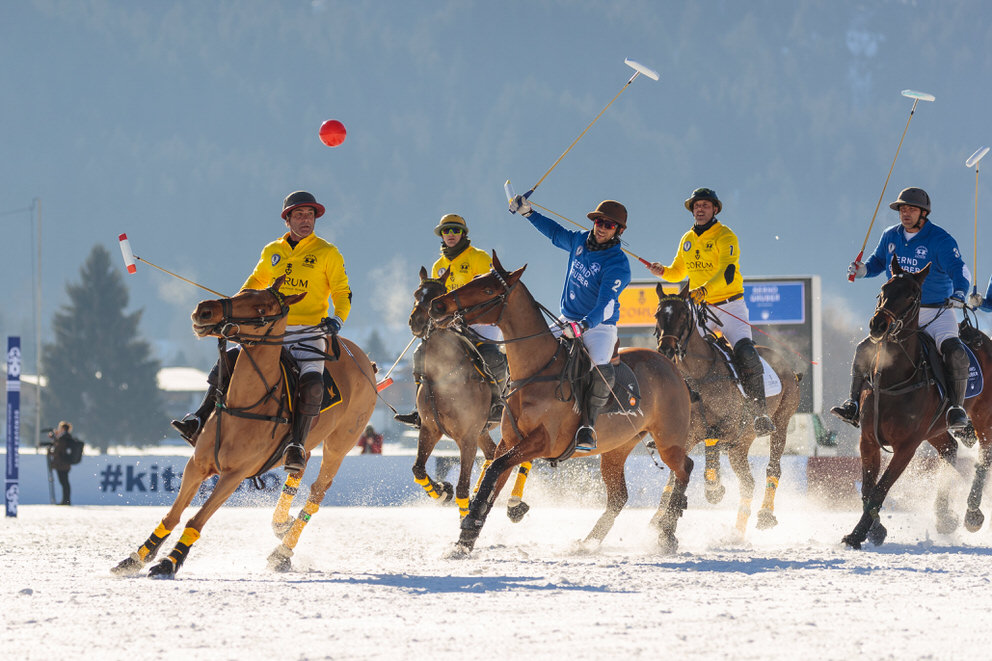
[42,244,165,450]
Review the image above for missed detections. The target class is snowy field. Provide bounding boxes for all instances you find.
[4,493,992,660]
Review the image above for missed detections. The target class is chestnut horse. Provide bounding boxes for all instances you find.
[429,254,693,556]
[654,283,801,532]
[407,267,531,520]
[112,276,376,576]
[842,259,992,548]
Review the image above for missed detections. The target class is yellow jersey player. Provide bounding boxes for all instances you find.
[648,187,776,435]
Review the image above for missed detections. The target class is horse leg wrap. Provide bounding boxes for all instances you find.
[164,527,200,572]
[136,521,172,563]
[509,462,531,504]
[473,460,492,495]
[415,475,443,500]
[760,476,779,512]
[736,503,752,532]
[282,501,320,551]
[456,497,470,518]
[273,475,302,527]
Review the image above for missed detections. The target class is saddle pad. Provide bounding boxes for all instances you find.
[710,342,783,398]
[923,339,983,400]
[281,362,343,413]
[966,345,983,399]
[603,361,640,415]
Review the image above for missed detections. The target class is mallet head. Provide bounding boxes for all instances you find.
[624,58,660,81]
[966,146,990,169]
[901,89,935,102]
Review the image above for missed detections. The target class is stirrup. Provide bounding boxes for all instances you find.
[946,406,970,431]
[283,444,307,473]
[170,415,201,445]
[830,400,860,428]
[574,425,597,452]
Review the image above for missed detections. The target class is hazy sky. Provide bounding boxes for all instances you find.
[3,0,992,370]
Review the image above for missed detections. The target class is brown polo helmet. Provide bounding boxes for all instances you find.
[586,200,628,229]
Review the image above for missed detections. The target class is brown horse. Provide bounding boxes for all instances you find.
[111,276,377,576]
[654,283,801,532]
[429,253,693,556]
[842,259,992,548]
[407,267,531,520]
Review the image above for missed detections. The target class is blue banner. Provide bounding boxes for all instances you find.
[744,281,806,325]
[6,337,21,517]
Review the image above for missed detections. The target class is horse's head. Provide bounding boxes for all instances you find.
[654,282,694,360]
[191,275,306,339]
[429,252,525,328]
[868,257,927,343]
[409,267,450,338]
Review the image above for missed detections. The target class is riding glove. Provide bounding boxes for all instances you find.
[509,194,532,217]
[947,292,966,309]
[321,316,343,334]
[689,286,708,304]
[562,320,587,339]
[847,261,867,279]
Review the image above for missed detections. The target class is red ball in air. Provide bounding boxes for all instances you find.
[319,120,346,147]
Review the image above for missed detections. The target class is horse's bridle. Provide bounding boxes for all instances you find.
[872,274,921,344]
[444,269,516,328]
[655,294,696,361]
[208,286,290,343]
[410,278,447,340]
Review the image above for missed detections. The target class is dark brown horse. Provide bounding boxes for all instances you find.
[112,276,377,576]
[654,283,802,533]
[408,267,531,520]
[843,259,992,548]
[429,253,693,556]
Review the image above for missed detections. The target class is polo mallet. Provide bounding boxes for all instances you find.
[504,181,652,267]
[118,233,226,297]
[966,146,990,298]
[375,335,417,392]
[848,89,936,282]
[520,58,659,200]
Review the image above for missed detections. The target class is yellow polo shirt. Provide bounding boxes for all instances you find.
[660,221,744,304]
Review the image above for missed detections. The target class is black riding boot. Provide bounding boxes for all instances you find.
[476,342,508,423]
[575,364,615,452]
[733,338,776,435]
[395,343,424,429]
[942,337,971,432]
[284,371,323,473]
[170,347,240,446]
[830,337,871,428]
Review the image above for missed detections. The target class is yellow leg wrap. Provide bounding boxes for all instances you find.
[456,497,470,518]
[736,503,751,533]
[704,468,718,483]
[273,475,303,525]
[415,475,442,500]
[760,476,780,511]
[704,438,719,447]
[662,483,674,495]
[177,527,201,546]
[282,501,320,551]
[164,527,201,569]
[509,462,531,500]
[136,521,173,561]
[473,460,492,494]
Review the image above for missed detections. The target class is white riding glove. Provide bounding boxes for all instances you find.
[847,261,867,279]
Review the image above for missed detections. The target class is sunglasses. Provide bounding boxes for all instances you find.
[594,219,618,230]
[441,227,463,235]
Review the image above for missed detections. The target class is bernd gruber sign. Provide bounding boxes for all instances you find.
[617,276,821,414]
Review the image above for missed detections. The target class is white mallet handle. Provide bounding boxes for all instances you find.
[118,233,137,274]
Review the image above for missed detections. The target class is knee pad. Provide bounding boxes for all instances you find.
[940,337,969,371]
[297,372,324,416]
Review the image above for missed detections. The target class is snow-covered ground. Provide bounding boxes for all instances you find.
[4,493,992,660]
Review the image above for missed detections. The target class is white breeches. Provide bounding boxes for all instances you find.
[551,317,618,365]
[285,324,327,376]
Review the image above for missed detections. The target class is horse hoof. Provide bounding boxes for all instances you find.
[934,511,960,535]
[756,509,778,530]
[267,553,292,573]
[658,534,679,555]
[867,520,887,547]
[271,516,296,541]
[439,482,454,504]
[442,542,474,560]
[111,554,143,577]
[147,558,177,579]
[506,501,530,523]
[965,508,985,533]
[704,484,726,505]
[842,534,862,550]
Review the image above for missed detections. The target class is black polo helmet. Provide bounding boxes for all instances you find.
[281,191,326,220]
[684,187,722,214]
[888,187,931,214]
